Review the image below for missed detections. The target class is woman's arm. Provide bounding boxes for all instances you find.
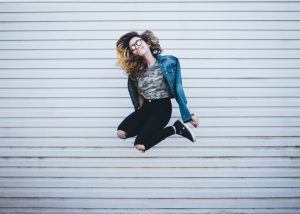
[175,57,192,122]
[136,83,144,109]
[138,93,144,109]
[127,77,140,111]
[175,57,200,127]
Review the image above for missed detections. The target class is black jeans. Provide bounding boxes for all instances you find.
[117,97,175,152]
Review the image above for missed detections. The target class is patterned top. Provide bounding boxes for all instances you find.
[137,59,170,99]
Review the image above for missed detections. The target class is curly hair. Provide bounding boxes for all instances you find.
[116,30,163,81]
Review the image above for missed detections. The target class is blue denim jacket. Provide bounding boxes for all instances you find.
[127,54,193,123]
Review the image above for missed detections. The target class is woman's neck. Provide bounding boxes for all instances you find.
[143,50,157,67]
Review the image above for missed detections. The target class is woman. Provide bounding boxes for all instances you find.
[116,30,200,153]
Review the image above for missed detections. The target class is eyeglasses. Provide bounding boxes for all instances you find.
[130,39,143,51]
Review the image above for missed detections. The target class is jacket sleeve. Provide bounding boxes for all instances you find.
[175,57,188,104]
[175,57,193,122]
[127,76,139,111]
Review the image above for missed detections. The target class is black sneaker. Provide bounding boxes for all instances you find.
[173,119,196,142]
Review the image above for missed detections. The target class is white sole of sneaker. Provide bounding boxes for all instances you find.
[179,119,196,142]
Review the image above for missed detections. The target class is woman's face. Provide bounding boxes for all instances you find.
[128,36,150,56]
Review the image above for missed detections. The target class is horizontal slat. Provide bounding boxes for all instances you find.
[1,117,300,127]
[3,127,297,137]
[1,21,300,31]
[2,50,300,59]
[0,137,299,147]
[1,168,300,177]
[0,98,299,108]
[1,12,300,21]
[1,59,300,68]
[0,147,298,157]
[1,2,300,12]
[0,198,299,209]
[1,78,300,88]
[1,188,300,198]
[0,209,299,214]
[0,208,298,214]
[1,69,299,78]
[1,107,300,117]
[0,128,300,140]
[0,88,300,97]
[0,158,299,168]
[0,0,299,1]
[0,136,299,147]
[1,30,300,40]
[1,177,300,188]
[1,40,300,49]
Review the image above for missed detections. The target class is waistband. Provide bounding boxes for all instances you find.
[143,97,171,103]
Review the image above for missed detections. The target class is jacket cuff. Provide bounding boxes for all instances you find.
[183,118,192,123]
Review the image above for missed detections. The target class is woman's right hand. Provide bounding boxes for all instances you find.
[189,115,200,128]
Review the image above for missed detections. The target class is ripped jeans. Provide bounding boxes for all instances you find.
[117,97,175,152]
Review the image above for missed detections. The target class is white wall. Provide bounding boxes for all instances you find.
[0,0,300,213]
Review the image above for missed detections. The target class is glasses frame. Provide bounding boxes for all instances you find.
[130,38,143,51]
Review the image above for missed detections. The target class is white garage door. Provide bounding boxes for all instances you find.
[0,0,300,213]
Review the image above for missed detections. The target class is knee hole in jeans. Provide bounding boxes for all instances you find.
[135,144,145,151]
[117,130,127,139]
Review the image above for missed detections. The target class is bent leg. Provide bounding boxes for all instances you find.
[134,109,174,152]
[117,107,148,139]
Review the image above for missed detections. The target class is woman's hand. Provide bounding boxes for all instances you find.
[189,115,200,128]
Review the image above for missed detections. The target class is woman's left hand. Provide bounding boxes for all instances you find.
[189,115,200,128]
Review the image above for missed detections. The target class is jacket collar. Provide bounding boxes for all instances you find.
[155,54,165,62]
[155,54,169,71]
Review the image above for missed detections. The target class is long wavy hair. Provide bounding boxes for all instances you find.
[116,30,163,81]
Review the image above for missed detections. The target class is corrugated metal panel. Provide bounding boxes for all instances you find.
[0,0,299,213]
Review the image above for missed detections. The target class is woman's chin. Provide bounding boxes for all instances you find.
[139,49,149,56]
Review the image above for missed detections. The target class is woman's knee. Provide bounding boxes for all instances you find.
[117,130,127,139]
[135,144,145,152]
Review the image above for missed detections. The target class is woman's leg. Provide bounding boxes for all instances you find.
[134,120,175,152]
[117,105,148,139]
[134,99,174,152]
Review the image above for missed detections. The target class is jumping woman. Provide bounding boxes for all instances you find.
[116,30,200,153]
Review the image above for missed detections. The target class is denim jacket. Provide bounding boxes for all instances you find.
[127,54,193,123]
